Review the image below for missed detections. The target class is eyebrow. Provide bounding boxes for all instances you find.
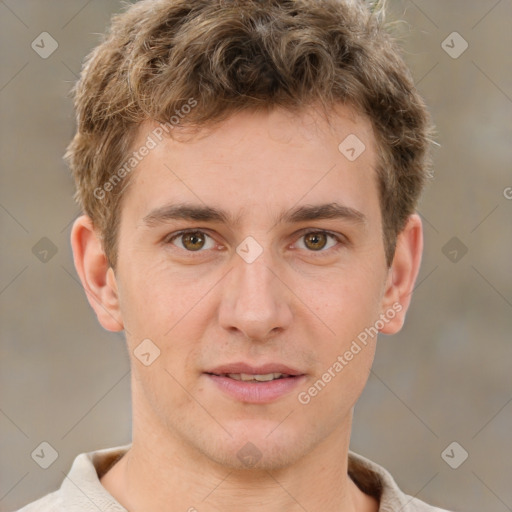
[142,202,367,228]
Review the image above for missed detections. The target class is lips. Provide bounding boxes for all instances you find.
[204,362,306,403]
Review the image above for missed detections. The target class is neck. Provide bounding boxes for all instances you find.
[101,394,377,512]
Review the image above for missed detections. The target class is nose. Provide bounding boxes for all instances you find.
[218,248,293,342]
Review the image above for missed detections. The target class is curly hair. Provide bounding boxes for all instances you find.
[66,0,434,268]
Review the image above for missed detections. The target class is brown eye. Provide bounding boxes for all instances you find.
[295,231,342,254]
[303,232,328,251]
[167,230,215,252]
[181,231,206,251]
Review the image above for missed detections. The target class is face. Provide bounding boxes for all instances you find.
[97,105,401,470]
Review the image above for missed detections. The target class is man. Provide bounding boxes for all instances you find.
[17,0,451,510]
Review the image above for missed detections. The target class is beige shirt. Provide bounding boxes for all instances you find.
[15,444,452,512]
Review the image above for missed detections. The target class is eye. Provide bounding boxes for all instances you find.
[164,229,345,255]
[295,231,342,253]
[166,230,216,252]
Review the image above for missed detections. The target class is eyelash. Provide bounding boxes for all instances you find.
[164,228,346,257]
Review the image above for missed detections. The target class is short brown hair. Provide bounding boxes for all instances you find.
[66,0,434,268]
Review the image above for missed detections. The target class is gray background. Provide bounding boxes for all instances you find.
[1,1,511,511]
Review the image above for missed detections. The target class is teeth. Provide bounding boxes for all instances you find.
[227,373,287,382]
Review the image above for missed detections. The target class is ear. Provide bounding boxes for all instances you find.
[70,215,124,332]
[379,214,423,334]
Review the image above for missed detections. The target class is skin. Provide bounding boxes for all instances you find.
[71,104,423,512]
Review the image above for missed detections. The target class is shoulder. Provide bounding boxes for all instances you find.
[12,444,131,512]
[348,451,455,512]
[13,490,64,512]
[403,495,454,511]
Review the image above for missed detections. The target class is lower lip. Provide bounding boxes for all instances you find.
[206,374,306,404]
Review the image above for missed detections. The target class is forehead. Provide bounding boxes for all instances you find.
[121,105,380,229]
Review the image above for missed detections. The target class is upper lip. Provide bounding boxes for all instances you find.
[206,362,304,376]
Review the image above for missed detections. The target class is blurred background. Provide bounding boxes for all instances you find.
[0,1,511,511]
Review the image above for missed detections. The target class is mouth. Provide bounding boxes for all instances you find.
[206,372,294,382]
[204,363,306,403]
[206,362,304,377]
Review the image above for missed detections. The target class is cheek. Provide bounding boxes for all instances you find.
[305,265,386,336]
[116,260,214,380]
[297,298,378,419]
[297,266,384,406]
[116,255,198,333]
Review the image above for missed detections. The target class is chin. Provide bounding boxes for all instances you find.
[194,421,317,472]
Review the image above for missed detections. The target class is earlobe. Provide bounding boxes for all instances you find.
[379,214,423,335]
[70,215,124,332]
